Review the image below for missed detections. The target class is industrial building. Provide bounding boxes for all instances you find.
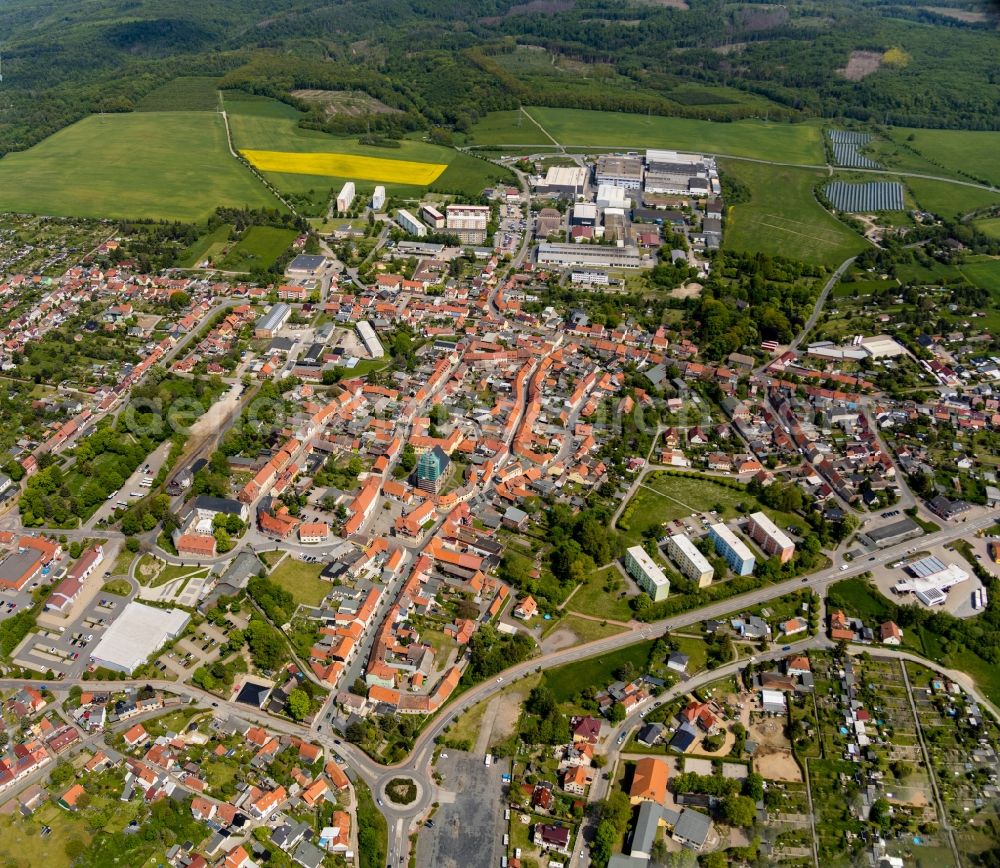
[666,533,713,587]
[538,166,588,197]
[537,243,646,269]
[420,204,445,230]
[708,523,755,575]
[254,303,291,339]
[596,184,630,209]
[396,209,427,237]
[571,203,598,227]
[595,154,643,189]
[89,602,190,674]
[446,204,490,244]
[356,320,384,359]
[624,545,670,602]
[893,555,968,602]
[285,254,327,279]
[371,185,386,211]
[336,181,356,213]
[644,150,710,196]
[746,512,795,563]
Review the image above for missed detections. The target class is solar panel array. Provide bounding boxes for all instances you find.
[824,180,905,212]
[828,130,881,169]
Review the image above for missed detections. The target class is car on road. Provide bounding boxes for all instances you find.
[616,733,626,745]
[868,556,876,561]
[782,645,791,651]
[840,564,849,571]
[376,798,384,807]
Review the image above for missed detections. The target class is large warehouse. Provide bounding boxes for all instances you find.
[89,602,190,674]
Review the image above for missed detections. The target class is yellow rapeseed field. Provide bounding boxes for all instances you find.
[241,149,447,185]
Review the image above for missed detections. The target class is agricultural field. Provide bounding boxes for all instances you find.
[974,217,1000,240]
[470,107,827,164]
[137,76,221,112]
[242,149,446,185]
[905,176,1000,219]
[216,226,297,273]
[224,93,506,201]
[0,112,279,221]
[892,127,1000,188]
[719,159,868,266]
[291,89,401,118]
[958,255,1000,294]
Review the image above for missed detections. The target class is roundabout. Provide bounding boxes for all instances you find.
[383,776,420,806]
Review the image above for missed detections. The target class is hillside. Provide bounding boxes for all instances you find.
[0,0,998,158]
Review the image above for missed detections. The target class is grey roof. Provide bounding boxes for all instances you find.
[288,254,326,272]
[219,551,262,589]
[631,800,663,855]
[608,855,648,868]
[292,839,326,868]
[673,808,712,846]
[193,495,245,516]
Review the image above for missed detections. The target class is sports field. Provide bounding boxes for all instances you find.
[469,107,826,164]
[719,159,867,266]
[242,149,447,184]
[0,111,279,221]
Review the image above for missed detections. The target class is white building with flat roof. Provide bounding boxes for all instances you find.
[396,209,427,237]
[372,186,386,211]
[708,522,755,575]
[90,602,190,674]
[336,181,356,213]
[446,204,490,244]
[624,545,670,602]
[537,243,645,269]
[356,320,384,359]
[747,512,795,563]
[666,533,713,587]
[420,204,445,230]
[540,166,588,196]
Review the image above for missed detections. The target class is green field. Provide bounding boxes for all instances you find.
[218,226,297,273]
[137,76,221,112]
[470,107,826,164]
[542,640,655,704]
[974,217,1000,240]
[894,127,1000,188]
[0,112,280,221]
[224,93,507,199]
[569,565,638,621]
[905,176,1000,218]
[719,159,868,265]
[543,614,628,646]
[959,256,1000,293]
[176,223,234,268]
[269,559,331,608]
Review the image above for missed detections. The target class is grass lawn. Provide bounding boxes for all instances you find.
[268,559,331,607]
[217,226,297,273]
[958,255,1000,294]
[101,579,132,596]
[203,758,239,794]
[673,634,708,674]
[542,640,654,704]
[826,577,893,622]
[719,159,868,266]
[568,565,637,621]
[151,565,208,589]
[905,176,1000,218]
[109,547,136,576]
[0,112,280,221]
[471,107,826,164]
[543,614,629,646]
[0,802,91,868]
[176,223,233,269]
[356,779,388,868]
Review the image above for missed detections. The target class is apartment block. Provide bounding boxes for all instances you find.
[666,533,713,587]
[707,523,755,576]
[624,545,670,602]
[747,512,795,563]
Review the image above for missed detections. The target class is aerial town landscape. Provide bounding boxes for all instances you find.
[0,2,999,868]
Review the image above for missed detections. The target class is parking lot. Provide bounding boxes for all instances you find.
[88,439,171,528]
[15,585,132,677]
[416,751,507,868]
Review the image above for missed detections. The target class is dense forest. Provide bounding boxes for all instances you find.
[0,0,997,154]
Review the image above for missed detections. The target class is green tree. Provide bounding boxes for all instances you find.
[287,688,310,721]
[722,794,756,827]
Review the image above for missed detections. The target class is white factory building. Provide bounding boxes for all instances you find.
[356,320,384,359]
[89,602,190,674]
[537,243,645,269]
[336,181,356,213]
[893,555,969,605]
